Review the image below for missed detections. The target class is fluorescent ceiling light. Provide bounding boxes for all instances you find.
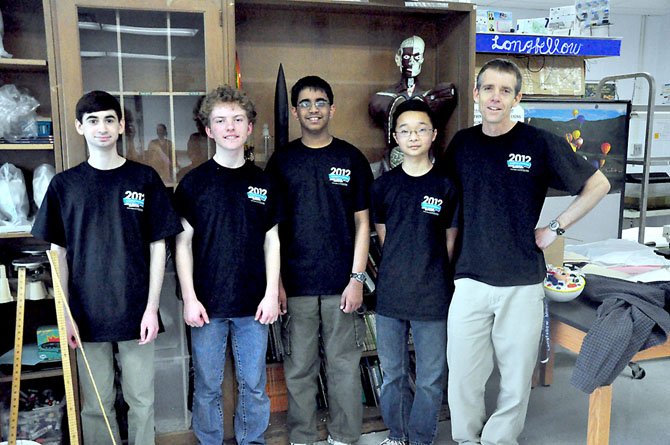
[78,21,199,37]
[81,50,176,61]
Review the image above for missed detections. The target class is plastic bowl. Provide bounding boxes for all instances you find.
[543,265,586,302]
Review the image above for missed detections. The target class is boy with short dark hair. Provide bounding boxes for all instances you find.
[265,75,373,445]
[370,99,458,445]
[32,90,183,445]
[174,85,280,444]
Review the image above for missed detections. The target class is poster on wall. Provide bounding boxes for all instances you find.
[520,99,631,196]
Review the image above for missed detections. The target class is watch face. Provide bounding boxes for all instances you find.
[549,220,560,231]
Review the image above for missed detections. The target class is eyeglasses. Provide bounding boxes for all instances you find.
[394,128,435,139]
[297,99,330,109]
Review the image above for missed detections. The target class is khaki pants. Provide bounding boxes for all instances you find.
[447,278,543,445]
[282,295,364,444]
[77,340,156,445]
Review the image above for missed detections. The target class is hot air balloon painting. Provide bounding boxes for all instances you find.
[520,99,630,196]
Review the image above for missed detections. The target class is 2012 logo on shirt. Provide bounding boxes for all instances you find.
[123,190,145,211]
[247,186,267,205]
[507,153,532,172]
[328,167,351,186]
[421,195,442,216]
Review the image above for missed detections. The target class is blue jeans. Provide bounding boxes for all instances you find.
[376,315,447,445]
[191,317,270,445]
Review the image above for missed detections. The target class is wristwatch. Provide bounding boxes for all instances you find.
[548,219,565,236]
[350,272,366,283]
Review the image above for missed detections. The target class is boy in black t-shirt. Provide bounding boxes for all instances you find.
[174,85,280,445]
[371,100,458,445]
[443,59,611,445]
[265,76,373,445]
[32,91,183,445]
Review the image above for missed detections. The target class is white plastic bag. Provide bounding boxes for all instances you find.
[32,163,55,208]
[0,162,30,225]
[0,84,39,141]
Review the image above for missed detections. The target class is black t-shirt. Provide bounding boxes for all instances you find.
[31,160,183,342]
[265,138,373,296]
[445,123,596,286]
[371,166,459,320]
[174,160,278,317]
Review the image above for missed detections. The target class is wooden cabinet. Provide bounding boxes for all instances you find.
[51,0,228,185]
[229,0,475,162]
[0,0,62,239]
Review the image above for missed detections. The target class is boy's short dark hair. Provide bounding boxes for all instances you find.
[392,99,435,131]
[76,90,122,123]
[290,76,334,107]
[199,85,257,127]
[476,58,523,95]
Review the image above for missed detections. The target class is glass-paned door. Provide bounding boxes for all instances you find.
[50,0,232,438]
[52,0,230,185]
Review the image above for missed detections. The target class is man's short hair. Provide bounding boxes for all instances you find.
[76,90,122,123]
[290,76,334,107]
[476,58,523,95]
[392,99,435,131]
[199,85,257,127]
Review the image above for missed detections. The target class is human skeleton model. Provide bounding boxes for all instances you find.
[0,9,12,58]
[369,35,455,165]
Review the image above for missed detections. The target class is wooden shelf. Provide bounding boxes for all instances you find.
[0,232,32,239]
[0,143,53,150]
[0,58,48,70]
[623,208,670,219]
[0,367,62,383]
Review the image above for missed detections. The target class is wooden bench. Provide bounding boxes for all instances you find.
[537,298,670,445]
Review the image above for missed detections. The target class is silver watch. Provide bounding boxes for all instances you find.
[350,272,366,283]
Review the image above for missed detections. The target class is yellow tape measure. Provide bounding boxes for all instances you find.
[8,267,26,445]
[47,250,80,445]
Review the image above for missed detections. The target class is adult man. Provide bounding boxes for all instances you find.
[443,59,611,445]
[266,76,373,445]
[369,35,455,166]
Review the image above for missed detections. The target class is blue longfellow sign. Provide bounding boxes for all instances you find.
[476,33,621,57]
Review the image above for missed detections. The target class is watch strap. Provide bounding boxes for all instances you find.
[350,272,366,283]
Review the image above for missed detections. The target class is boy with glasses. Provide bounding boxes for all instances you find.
[370,100,458,445]
[266,75,373,445]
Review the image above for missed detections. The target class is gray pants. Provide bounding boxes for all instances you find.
[78,340,156,445]
[447,278,543,445]
[282,295,364,444]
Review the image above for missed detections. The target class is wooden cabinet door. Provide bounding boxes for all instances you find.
[51,0,233,185]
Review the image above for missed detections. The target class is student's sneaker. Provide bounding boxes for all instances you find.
[379,439,408,445]
[327,435,351,445]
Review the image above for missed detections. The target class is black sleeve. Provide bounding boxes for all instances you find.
[31,179,66,247]
[544,131,597,195]
[144,169,183,241]
[370,178,386,225]
[352,149,374,212]
[264,152,288,224]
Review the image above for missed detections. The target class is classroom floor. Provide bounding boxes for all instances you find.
[305,348,670,445]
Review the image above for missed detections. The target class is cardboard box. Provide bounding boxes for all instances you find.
[36,325,61,361]
[475,54,585,96]
[543,236,565,267]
